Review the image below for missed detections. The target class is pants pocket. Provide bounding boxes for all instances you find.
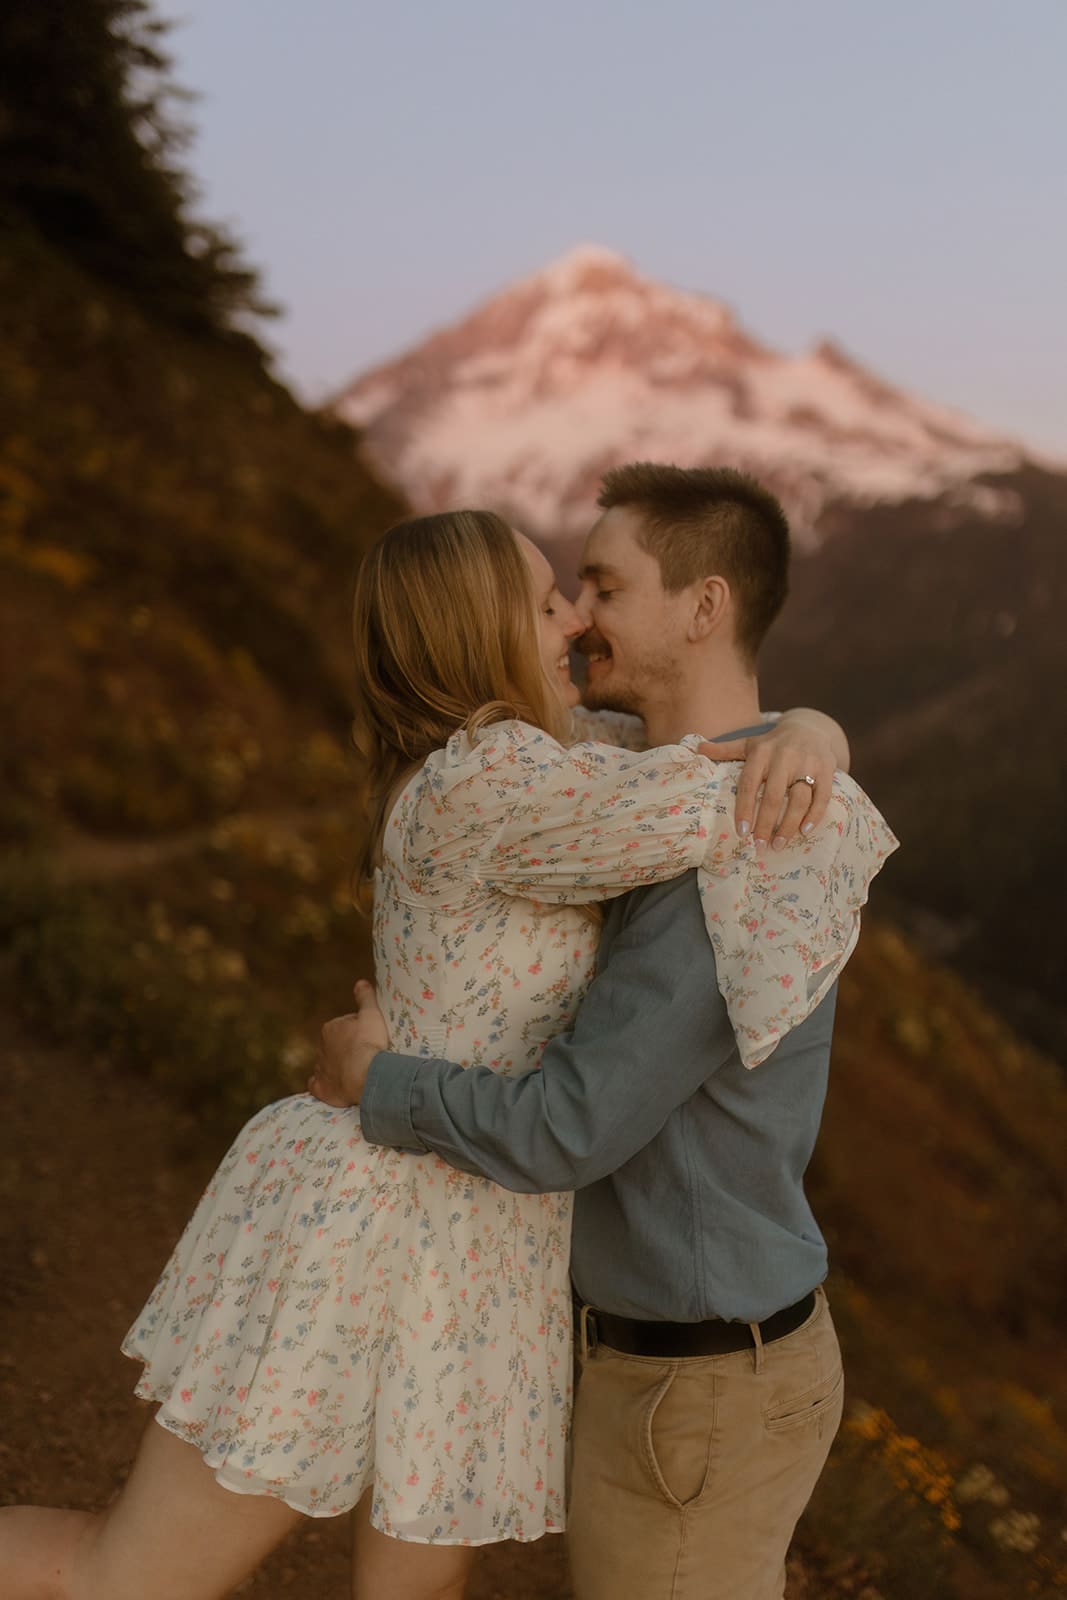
[763,1366,844,1436]
[643,1364,715,1509]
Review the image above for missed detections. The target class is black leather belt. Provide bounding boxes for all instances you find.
[581,1290,816,1358]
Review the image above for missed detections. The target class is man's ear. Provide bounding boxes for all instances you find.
[688,575,731,642]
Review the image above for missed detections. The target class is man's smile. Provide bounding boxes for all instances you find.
[578,635,613,666]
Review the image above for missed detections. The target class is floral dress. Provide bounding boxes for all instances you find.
[123,717,896,1544]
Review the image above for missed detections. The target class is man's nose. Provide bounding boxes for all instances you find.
[573,588,594,628]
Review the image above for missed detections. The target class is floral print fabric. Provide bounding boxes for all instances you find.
[123,716,896,1542]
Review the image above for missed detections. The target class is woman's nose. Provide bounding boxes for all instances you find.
[560,598,585,638]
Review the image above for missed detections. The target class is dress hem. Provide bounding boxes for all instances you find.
[127,1350,565,1545]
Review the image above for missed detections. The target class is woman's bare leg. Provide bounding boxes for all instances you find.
[351,1490,475,1600]
[0,1417,302,1600]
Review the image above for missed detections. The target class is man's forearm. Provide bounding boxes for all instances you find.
[360,879,739,1191]
[360,1045,638,1193]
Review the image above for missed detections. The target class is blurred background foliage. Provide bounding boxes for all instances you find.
[0,0,270,339]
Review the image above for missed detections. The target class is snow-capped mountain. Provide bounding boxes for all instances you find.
[333,245,1032,547]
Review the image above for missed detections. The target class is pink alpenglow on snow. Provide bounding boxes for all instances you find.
[333,245,1038,547]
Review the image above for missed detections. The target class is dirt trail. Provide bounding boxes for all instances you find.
[0,1011,571,1598]
[50,805,340,884]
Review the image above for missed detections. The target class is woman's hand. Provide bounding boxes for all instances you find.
[699,709,848,848]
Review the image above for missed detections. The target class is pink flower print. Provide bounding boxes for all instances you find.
[528,963,542,975]
[180,1388,192,1403]
[407,1472,419,1486]
[308,1390,319,1406]
[245,1151,258,1164]
[422,988,434,1000]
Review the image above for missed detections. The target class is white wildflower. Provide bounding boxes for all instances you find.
[989,1510,1040,1554]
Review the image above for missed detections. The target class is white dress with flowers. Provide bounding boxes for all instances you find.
[123,716,896,1544]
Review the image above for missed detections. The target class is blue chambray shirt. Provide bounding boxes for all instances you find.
[360,863,836,1326]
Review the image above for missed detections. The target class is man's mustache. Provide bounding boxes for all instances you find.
[575,632,611,659]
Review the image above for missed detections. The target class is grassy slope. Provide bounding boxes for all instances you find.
[1,228,1065,1597]
[0,224,402,841]
[0,220,398,1113]
[806,928,1067,1596]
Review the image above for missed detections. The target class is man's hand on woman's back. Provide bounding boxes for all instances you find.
[309,981,391,1108]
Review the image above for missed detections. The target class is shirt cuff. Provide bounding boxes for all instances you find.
[708,715,780,741]
[359,1051,430,1150]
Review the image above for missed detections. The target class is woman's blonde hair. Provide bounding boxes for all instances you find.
[352,509,571,884]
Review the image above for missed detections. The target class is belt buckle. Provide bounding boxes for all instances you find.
[578,1303,599,1358]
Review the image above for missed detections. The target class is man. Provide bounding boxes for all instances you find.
[313,465,886,1600]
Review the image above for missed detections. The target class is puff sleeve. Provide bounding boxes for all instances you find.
[398,719,898,1066]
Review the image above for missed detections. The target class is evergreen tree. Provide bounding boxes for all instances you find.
[0,0,273,340]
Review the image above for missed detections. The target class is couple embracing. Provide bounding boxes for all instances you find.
[2,463,896,1600]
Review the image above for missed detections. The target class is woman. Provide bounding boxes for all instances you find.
[0,511,893,1600]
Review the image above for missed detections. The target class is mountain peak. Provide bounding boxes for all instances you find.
[529,244,636,295]
[334,253,1027,546]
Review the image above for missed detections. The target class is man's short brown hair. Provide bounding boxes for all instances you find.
[596,463,790,662]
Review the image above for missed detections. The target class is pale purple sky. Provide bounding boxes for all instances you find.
[169,0,1065,453]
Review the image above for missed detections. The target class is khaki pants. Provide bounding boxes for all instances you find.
[567,1288,843,1600]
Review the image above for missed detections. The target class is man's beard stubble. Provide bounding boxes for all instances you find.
[577,635,683,718]
[580,674,642,716]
